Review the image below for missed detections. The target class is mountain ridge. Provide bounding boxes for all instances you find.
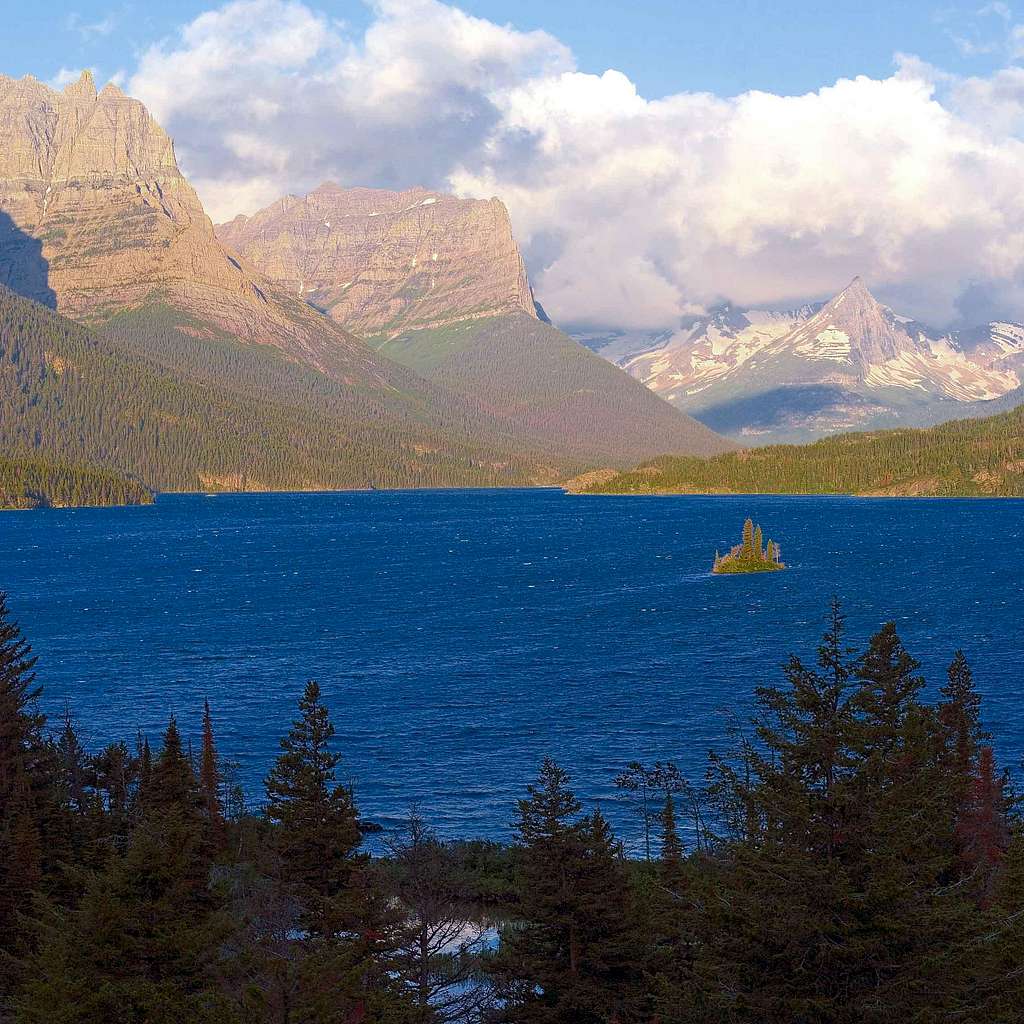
[588,277,1024,442]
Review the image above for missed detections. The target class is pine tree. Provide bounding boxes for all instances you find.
[264,680,363,939]
[491,760,640,1023]
[742,518,754,558]
[753,524,763,560]
[956,746,1009,906]
[659,794,684,870]
[15,716,235,1023]
[199,701,226,850]
[939,650,988,800]
[700,602,862,1020]
[845,623,974,1018]
[0,593,56,999]
[148,717,200,813]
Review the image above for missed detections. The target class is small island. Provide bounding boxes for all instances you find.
[713,518,785,574]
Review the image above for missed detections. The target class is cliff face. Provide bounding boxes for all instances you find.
[217,183,538,337]
[0,72,390,381]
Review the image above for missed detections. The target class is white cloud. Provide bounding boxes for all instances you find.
[130,0,1024,329]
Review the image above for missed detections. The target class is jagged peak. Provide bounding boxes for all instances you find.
[313,181,344,193]
[63,69,97,101]
[830,275,877,306]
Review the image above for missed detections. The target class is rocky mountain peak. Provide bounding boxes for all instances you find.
[782,275,917,367]
[63,69,97,102]
[217,183,537,337]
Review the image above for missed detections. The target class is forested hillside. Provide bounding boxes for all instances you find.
[0,454,150,509]
[3,595,1024,1021]
[370,314,734,461]
[0,286,583,491]
[581,403,1024,496]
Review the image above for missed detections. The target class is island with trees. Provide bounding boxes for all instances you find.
[713,517,784,573]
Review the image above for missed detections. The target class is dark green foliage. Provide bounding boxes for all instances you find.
[0,453,150,509]
[264,680,364,938]
[585,403,1024,496]
[6,596,1024,1023]
[491,759,642,1023]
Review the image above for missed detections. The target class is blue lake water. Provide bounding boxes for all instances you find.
[3,489,1023,847]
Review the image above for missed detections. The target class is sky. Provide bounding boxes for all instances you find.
[7,0,1024,328]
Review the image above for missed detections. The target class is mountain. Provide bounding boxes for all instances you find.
[578,403,1024,498]
[586,278,1024,443]
[0,283,593,490]
[0,72,731,472]
[0,71,407,385]
[218,183,733,459]
[217,183,539,336]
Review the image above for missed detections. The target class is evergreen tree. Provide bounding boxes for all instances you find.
[200,701,226,850]
[264,680,363,939]
[741,518,754,558]
[753,525,763,560]
[939,650,988,800]
[613,762,658,861]
[956,746,1010,905]
[15,717,234,1023]
[845,623,974,1019]
[491,759,640,1023]
[0,593,58,1005]
[659,794,684,870]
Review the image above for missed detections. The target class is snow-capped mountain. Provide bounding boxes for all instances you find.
[583,277,1024,443]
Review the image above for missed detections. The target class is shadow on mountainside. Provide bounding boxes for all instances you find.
[0,211,56,309]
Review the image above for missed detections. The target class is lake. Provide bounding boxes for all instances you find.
[4,489,1023,847]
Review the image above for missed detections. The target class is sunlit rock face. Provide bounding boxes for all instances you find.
[0,71,393,383]
[217,183,538,338]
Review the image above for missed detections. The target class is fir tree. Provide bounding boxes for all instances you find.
[0,593,56,1001]
[939,650,988,799]
[753,524,763,560]
[264,680,363,938]
[742,518,754,558]
[15,716,235,1023]
[659,793,684,870]
[200,701,226,850]
[491,760,640,1023]
[956,746,1010,905]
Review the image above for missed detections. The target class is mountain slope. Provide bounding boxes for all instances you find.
[220,183,732,459]
[0,75,729,467]
[0,71,436,388]
[0,285,587,490]
[595,278,1024,443]
[368,314,734,460]
[579,404,1024,498]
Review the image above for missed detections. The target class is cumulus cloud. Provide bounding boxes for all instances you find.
[131,0,1024,329]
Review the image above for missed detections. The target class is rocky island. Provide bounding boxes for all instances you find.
[713,518,785,574]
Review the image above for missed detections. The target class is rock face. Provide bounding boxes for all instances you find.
[588,277,1024,442]
[216,183,538,336]
[0,71,389,381]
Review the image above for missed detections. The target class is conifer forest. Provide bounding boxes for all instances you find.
[2,591,1022,1024]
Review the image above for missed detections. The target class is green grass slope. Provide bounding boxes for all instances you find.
[580,405,1024,497]
[369,314,734,462]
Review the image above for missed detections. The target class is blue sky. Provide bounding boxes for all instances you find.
[4,0,1020,98]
